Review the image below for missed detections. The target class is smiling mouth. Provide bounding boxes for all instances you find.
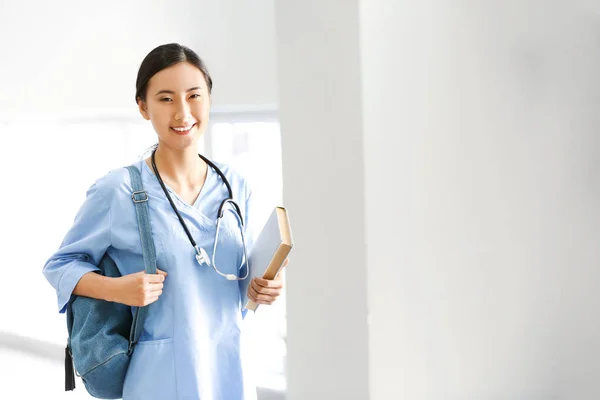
[171,123,197,134]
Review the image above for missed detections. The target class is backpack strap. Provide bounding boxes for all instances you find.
[126,165,158,352]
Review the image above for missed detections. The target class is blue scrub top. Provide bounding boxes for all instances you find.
[43,159,261,399]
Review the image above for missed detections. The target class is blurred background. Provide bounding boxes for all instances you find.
[4,1,600,399]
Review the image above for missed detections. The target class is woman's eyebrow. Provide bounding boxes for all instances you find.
[154,86,203,96]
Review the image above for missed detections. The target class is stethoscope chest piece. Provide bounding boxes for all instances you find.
[195,246,211,267]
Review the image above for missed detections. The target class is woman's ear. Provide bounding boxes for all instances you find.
[137,98,150,120]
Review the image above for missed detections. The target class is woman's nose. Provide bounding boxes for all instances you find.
[174,102,192,122]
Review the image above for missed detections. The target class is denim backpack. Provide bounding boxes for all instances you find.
[64,165,157,399]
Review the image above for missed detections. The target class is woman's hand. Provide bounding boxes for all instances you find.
[109,269,168,307]
[248,259,288,305]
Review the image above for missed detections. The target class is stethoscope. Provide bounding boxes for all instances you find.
[151,149,249,281]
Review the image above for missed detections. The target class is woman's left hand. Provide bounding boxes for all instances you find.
[248,259,288,305]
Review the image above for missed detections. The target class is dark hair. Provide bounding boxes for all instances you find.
[135,43,213,103]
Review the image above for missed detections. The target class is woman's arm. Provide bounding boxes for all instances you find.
[43,181,112,313]
[74,269,167,307]
[43,179,167,313]
[43,178,166,310]
[72,271,116,301]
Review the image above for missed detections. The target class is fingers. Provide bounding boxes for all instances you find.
[251,279,281,295]
[147,283,163,293]
[253,277,283,289]
[144,295,161,305]
[248,278,283,305]
[118,270,167,306]
[157,269,168,277]
[141,285,163,305]
[146,272,166,283]
[248,285,276,305]
[143,271,165,299]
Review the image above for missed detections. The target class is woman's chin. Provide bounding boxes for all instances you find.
[166,132,203,150]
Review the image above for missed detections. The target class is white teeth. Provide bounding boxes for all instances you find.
[172,125,193,132]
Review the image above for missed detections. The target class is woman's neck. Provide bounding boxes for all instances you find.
[150,145,206,188]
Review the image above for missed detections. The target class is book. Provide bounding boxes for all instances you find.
[244,206,294,311]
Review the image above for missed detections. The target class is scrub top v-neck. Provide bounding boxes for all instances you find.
[142,158,212,210]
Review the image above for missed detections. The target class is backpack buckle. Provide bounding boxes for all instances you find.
[132,191,148,203]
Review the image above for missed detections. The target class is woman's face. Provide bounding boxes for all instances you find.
[138,62,211,151]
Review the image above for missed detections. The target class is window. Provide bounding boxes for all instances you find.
[207,115,287,392]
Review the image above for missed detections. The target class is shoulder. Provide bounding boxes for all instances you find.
[209,160,252,201]
[87,162,141,202]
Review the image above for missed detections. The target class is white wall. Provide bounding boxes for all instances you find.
[278,0,600,399]
[0,0,277,119]
[275,1,370,399]
[362,1,600,398]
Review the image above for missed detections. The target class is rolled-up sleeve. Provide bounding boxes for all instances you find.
[43,181,112,313]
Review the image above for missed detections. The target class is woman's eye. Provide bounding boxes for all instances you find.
[160,98,173,102]
[190,94,201,99]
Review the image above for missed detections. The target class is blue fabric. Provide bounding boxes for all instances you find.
[125,165,158,348]
[44,159,261,400]
[66,164,157,399]
[67,253,131,399]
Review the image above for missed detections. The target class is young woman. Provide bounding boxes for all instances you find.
[43,43,285,399]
